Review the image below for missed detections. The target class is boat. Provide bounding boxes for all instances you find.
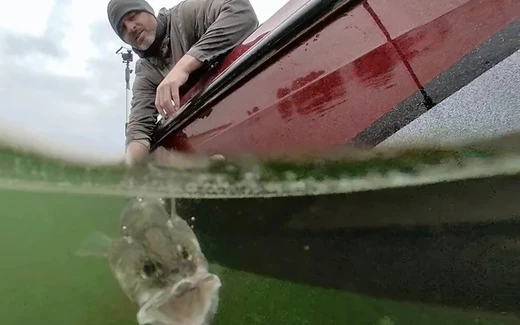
[148,0,520,314]
[150,0,519,156]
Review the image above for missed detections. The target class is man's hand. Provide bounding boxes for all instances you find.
[155,67,189,117]
[155,54,204,118]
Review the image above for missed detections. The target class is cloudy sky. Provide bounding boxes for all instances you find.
[0,0,288,159]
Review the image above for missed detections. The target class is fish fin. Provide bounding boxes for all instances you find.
[75,231,112,258]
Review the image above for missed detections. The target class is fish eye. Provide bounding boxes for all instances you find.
[142,262,156,277]
[142,261,164,279]
[182,248,191,260]
[176,245,192,261]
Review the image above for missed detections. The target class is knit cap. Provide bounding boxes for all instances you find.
[107,0,155,39]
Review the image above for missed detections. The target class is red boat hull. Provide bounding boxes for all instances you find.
[160,0,520,156]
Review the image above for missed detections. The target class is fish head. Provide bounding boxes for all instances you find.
[119,197,209,283]
[108,224,207,305]
[107,235,199,303]
[108,233,220,325]
[139,224,205,287]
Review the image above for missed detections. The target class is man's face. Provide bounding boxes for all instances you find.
[119,11,157,51]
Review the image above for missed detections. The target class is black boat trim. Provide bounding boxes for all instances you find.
[150,0,367,151]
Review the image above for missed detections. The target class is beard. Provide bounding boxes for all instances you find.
[133,30,156,51]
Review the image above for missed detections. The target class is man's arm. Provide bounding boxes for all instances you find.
[125,60,160,163]
[154,54,204,116]
[155,0,259,116]
[184,0,260,64]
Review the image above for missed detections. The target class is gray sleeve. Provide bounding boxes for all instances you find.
[182,0,260,64]
[125,60,160,148]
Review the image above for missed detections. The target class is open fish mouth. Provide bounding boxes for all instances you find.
[137,273,222,325]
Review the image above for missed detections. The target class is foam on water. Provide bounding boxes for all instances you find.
[1,118,520,199]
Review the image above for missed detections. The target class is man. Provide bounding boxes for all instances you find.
[107,0,259,164]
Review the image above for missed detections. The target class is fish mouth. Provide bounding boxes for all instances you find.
[136,273,221,325]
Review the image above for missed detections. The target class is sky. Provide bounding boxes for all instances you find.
[0,0,288,160]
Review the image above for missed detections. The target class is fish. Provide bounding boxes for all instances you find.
[76,197,221,325]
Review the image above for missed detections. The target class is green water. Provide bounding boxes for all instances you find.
[1,189,519,325]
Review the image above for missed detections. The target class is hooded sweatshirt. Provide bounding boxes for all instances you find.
[108,0,259,148]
